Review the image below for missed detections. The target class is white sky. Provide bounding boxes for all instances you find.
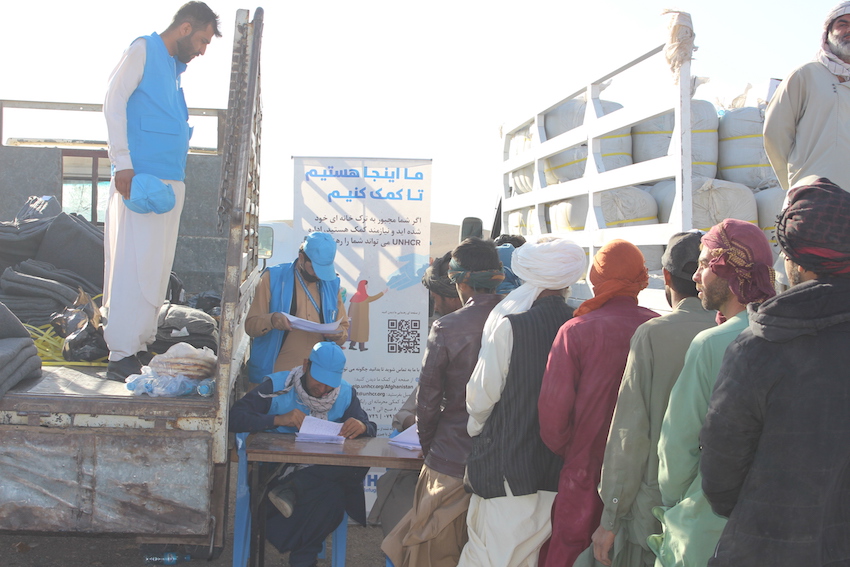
[0,0,829,225]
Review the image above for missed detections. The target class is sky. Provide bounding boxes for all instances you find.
[0,0,829,226]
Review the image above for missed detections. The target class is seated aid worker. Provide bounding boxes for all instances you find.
[230,341,377,567]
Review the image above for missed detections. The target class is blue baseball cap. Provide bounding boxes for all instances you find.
[308,341,346,388]
[124,174,176,214]
[303,232,338,281]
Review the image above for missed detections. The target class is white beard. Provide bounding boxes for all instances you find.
[829,34,850,63]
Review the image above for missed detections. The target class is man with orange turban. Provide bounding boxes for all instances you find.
[538,240,658,567]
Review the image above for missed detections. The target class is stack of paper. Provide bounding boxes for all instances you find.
[388,425,421,451]
[295,415,345,444]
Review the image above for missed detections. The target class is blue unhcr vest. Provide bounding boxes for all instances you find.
[247,261,341,383]
[125,33,192,181]
[264,370,352,433]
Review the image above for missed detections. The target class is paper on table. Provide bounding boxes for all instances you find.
[388,425,421,451]
[283,313,342,334]
[295,415,345,444]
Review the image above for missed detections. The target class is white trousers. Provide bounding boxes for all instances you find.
[457,483,557,567]
[103,177,185,361]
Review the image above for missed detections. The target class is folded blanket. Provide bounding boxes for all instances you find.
[34,213,104,289]
[0,300,31,339]
[16,259,99,296]
[0,343,41,398]
[1,267,79,306]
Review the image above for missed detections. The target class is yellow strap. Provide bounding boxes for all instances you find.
[545,156,587,172]
[693,161,718,166]
[692,129,718,133]
[719,164,772,170]
[719,134,764,142]
[632,130,673,135]
[606,216,657,226]
[601,152,632,158]
[600,133,631,139]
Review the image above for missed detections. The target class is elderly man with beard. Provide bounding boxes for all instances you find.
[700,178,850,566]
[459,237,587,567]
[245,232,349,383]
[230,341,377,567]
[538,240,658,567]
[765,3,850,195]
[649,219,775,567]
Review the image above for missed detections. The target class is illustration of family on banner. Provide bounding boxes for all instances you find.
[293,156,432,434]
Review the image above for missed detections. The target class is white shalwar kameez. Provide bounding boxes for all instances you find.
[102,38,186,361]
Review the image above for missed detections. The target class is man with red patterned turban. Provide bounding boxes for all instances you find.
[538,240,658,567]
[650,219,775,567]
[700,178,850,566]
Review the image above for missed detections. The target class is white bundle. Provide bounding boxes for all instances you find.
[601,187,663,269]
[509,126,535,194]
[543,98,632,184]
[755,186,787,262]
[632,100,719,178]
[717,106,780,190]
[692,177,758,231]
[648,177,759,233]
[549,196,589,232]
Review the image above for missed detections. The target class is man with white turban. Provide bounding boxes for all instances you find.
[458,237,587,567]
[765,2,850,195]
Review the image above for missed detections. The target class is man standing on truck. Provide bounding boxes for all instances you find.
[538,240,657,567]
[245,231,349,383]
[649,219,775,567]
[579,232,715,567]
[102,2,220,381]
[700,178,850,567]
[764,2,850,194]
[460,237,586,567]
[230,341,376,567]
[382,237,504,567]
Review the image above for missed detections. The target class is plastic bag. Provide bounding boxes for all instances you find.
[50,289,108,362]
[149,342,217,380]
[126,367,197,397]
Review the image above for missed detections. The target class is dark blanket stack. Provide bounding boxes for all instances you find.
[0,260,100,327]
[0,302,42,398]
[149,301,219,355]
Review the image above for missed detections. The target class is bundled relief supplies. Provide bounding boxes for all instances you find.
[549,197,590,232]
[508,125,535,194]
[507,207,540,236]
[148,342,216,380]
[650,177,758,231]
[601,187,663,270]
[717,104,780,191]
[543,95,632,185]
[631,99,719,179]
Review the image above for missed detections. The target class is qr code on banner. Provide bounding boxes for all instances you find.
[387,319,421,354]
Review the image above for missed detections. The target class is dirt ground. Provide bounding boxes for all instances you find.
[0,469,389,567]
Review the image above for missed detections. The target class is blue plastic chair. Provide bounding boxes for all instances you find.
[317,512,348,566]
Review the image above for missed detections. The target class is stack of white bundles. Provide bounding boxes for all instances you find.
[543,97,632,185]
[549,196,590,232]
[632,100,719,179]
[509,126,535,194]
[601,187,662,270]
[692,177,759,231]
[755,186,787,262]
[526,207,541,234]
[717,106,780,191]
[507,211,525,235]
[507,207,538,236]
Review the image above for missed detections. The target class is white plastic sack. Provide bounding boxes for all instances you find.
[755,186,787,262]
[717,105,780,190]
[509,126,535,194]
[601,187,663,270]
[692,177,758,231]
[549,196,590,232]
[544,98,632,184]
[632,100,719,178]
[507,208,538,236]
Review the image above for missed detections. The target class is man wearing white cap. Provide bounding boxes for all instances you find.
[245,232,349,383]
[103,2,221,381]
[230,341,376,567]
[459,237,587,567]
[765,2,850,195]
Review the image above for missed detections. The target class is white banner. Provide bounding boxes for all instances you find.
[293,157,431,436]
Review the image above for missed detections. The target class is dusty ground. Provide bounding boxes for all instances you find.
[0,468,389,567]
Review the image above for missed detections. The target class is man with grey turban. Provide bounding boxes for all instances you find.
[458,237,587,567]
[765,2,850,194]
